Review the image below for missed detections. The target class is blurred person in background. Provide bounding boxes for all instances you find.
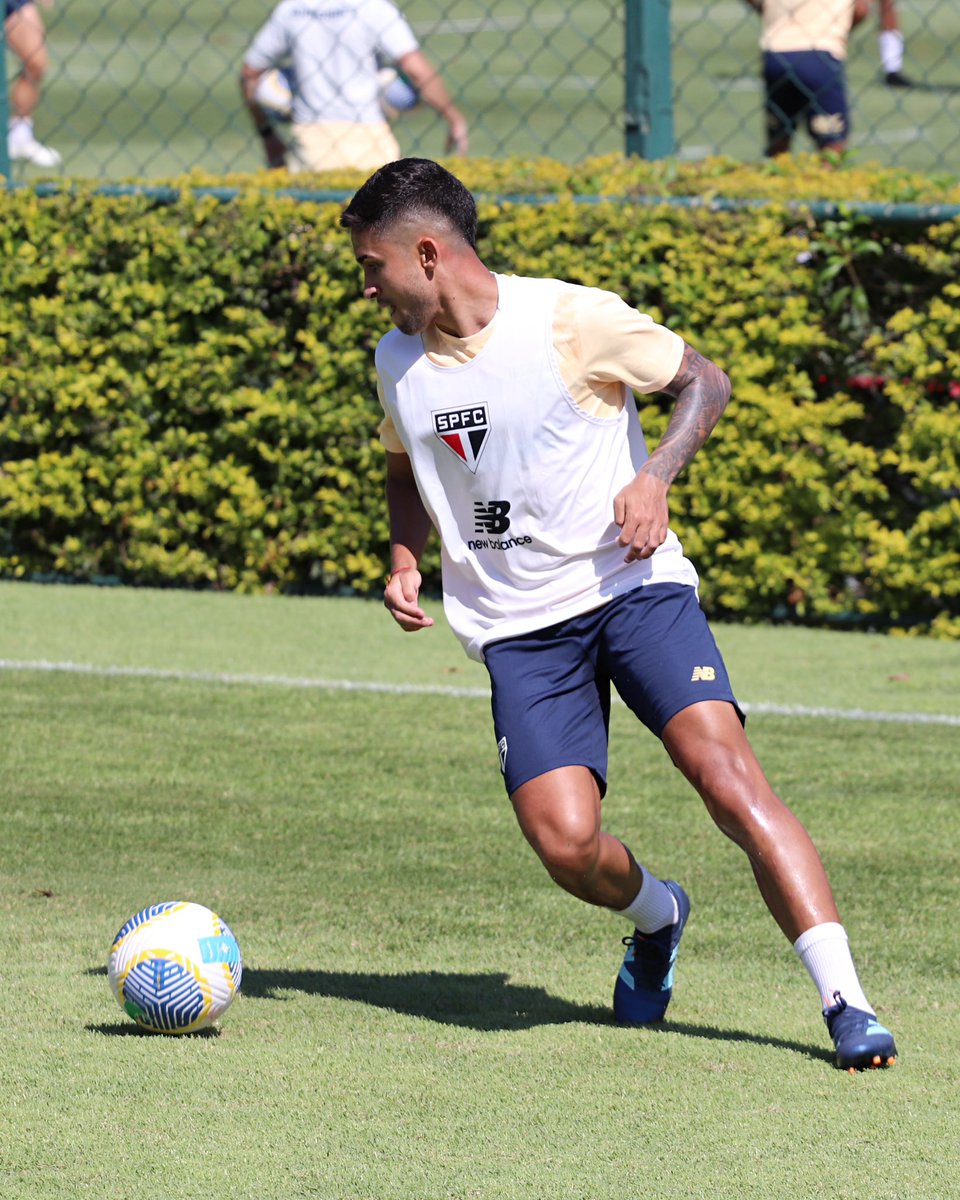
[240,0,467,173]
[5,0,60,167]
[746,0,871,157]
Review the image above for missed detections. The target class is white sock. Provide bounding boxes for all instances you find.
[613,864,678,932]
[794,922,874,1014]
[8,116,32,140]
[879,29,904,74]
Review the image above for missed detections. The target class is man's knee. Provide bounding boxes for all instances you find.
[520,807,601,885]
[21,46,49,82]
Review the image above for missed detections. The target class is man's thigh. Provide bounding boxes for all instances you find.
[484,622,611,798]
[598,583,743,736]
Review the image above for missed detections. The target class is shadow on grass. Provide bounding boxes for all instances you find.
[85,1021,221,1038]
[240,967,830,1061]
[83,967,222,1037]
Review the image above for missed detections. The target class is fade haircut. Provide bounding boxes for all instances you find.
[340,158,478,249]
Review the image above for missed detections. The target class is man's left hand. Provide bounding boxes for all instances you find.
[613,471,670,562]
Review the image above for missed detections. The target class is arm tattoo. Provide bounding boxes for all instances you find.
[642,345,731,486]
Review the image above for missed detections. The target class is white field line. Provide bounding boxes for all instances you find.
[2,658,958,727]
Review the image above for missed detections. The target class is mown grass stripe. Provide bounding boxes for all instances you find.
[2,658,958,727]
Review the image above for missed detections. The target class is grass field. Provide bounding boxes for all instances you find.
[6,0,959,181]
[1,581,959,1199]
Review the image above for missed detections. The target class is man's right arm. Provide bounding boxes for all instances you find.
[240,11,290,168]
[383,450,435,631]
[239,63,288,168]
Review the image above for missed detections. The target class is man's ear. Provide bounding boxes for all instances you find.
[417,237,440,271]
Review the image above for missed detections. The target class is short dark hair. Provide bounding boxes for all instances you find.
[339,158,478,248]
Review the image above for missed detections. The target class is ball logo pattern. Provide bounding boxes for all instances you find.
[108,901,242,1034]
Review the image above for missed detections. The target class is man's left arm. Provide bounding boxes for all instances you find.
[613,343,731,562]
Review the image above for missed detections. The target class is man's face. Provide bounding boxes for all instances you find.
[351,223,437,337]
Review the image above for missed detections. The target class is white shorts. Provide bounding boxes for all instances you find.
[290,120,400,173]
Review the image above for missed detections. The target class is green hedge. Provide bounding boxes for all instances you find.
[1,157,958,636]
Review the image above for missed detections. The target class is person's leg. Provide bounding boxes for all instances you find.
[802,53,850,157]
[6,3,47,120]
[762,52,801,156]
[487,615,677,917]
[5,3,60,167]
[485,619,686,1024]
[510,764,688,1025]
[510,764,648,908]
[878,0,911,85]
[663,700,838,941]
[662,700,897,1067]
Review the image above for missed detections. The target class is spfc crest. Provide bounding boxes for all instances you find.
[433,404,490,473]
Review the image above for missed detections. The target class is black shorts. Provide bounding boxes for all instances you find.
[484,583,743,797]
[763,50,850,148]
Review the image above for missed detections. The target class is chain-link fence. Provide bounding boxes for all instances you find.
[3,0,958,181]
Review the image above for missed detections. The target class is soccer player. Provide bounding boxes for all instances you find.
[340,157,899,1072]
[4,0,60,168]
[240,0,467,173]
[745,0,872,157]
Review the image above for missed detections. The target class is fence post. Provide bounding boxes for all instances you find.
[624,0,674,159]
[0,16,10,182]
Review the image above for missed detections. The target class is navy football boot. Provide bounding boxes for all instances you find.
[614,880,690,1024]
[823,991,898,1072]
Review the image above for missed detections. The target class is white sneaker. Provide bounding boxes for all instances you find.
[8,132,62,168]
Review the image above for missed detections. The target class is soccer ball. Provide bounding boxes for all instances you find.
[253,66,296,122]
[107,901,243,1034]
[377,66,420,120]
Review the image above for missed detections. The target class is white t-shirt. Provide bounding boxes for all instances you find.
[245,0,419,125]
[760,0,855,61]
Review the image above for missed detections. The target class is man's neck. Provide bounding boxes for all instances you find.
[433,269,499,339]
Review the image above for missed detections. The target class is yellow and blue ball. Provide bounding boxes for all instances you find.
[107,901,242,1034]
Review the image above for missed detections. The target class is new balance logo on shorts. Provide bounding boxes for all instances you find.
[691,665,716,682]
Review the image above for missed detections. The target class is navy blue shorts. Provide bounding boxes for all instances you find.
[5,0,33,17]
[763,50,849,149]
[484,583,743,798]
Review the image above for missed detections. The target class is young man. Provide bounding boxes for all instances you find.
[340,158,898,1072]
[746,0,871,157]
[240,0,467,172]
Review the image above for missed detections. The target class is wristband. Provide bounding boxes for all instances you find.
[385,566,415,585]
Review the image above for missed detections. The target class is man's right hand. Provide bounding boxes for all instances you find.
[262,129,287,169]
[384,567,435,632]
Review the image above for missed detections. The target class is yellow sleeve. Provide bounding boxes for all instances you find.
[571,287,685,395]
[377,378,407,454]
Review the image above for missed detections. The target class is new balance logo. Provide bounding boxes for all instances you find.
[474,500,511,535]
[691,666,716,682]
